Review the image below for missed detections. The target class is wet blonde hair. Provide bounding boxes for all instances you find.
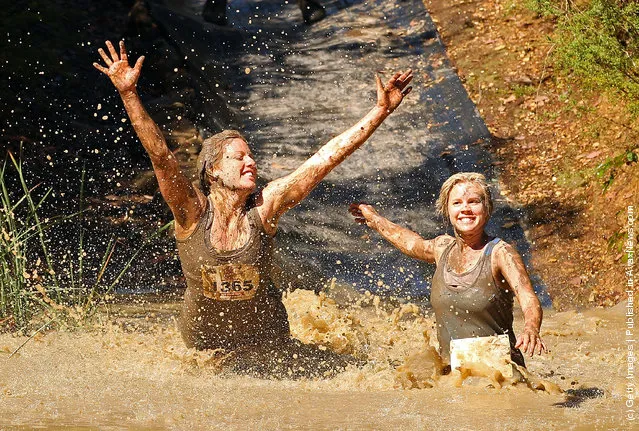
[435,172,493,221]
[197,129,247,195]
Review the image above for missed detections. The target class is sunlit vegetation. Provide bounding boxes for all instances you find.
[554,147,637,193]
[0,152,172,331]
[527,0,639,115]
[0,152,55,329]
[595,148,639,192]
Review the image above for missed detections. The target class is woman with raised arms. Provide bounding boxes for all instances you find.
[94,40,412,376]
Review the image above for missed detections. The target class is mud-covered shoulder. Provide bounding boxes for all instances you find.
[492,240,525,267]
[432,234,455,265]
[491,240,533,296]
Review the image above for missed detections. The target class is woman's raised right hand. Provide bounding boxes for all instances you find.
[93,40,144,94]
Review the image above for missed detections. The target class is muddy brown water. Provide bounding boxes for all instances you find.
[0,291,629,430]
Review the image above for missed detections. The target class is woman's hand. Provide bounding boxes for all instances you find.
[515,325,548,357]
[494,242,547,358]
[349,203,379,226]
[376,69,413,114]
[92,40,204,235]
[93,40,144,95]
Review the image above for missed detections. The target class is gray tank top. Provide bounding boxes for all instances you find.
[176,197,290,350]
[430,238,525,367]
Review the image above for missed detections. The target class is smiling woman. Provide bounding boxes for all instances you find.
[196,130,257,197]
[93,40,413,377]
[349,172,547,369]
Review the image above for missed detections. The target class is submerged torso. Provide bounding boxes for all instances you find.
[430,237,525,366]
[176,198,290,350]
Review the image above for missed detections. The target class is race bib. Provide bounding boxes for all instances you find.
[201,263,260,301]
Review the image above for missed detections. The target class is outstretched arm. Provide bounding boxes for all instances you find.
[349,203,451,264]
[494,243,547,357]
[258,70,413,234]
[93,40,204,233]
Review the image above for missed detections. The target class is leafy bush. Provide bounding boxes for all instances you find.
[527,0,639,115]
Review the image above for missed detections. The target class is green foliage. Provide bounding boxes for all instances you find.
[0,152,59,328]
[525,0,571,17]
[595,148,638,192]
[554,146,637,191]
[0,152,173,331]
[607,228,625,251]
[526,0,639,115]
[511,83,537,97]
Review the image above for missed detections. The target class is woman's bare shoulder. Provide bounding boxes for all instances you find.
[491,239,528,276]
[174,190,208,240]
[433,234,455,247]
[492,239,522,260]
[432,234,455,264]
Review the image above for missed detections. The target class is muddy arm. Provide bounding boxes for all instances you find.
[258,70,413,234]
[494,242,547,357]
[348,203,449,264]
[93,41,204,232]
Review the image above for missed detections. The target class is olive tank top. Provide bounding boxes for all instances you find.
[430,238,525,367]
[176,198,290,350]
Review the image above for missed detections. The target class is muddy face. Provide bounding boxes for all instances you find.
[211,138,257,192]
[447,182,489,235]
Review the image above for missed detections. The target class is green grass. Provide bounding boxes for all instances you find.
[0,152,57,328]
[510,83,537,98]
[0,151,173,331]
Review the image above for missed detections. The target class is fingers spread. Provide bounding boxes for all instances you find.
[119,40,128,63]
[375,74,384,93]
[106,40,119,62]
[134,56,145,72]
[402,73,414,87]
[398,70,413,86]
[387,72,402,87]
[92,62,108,74]
[98,48,112,66]
[515,334,523,348]
[540,339,548,354]
[521,334,531,355]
